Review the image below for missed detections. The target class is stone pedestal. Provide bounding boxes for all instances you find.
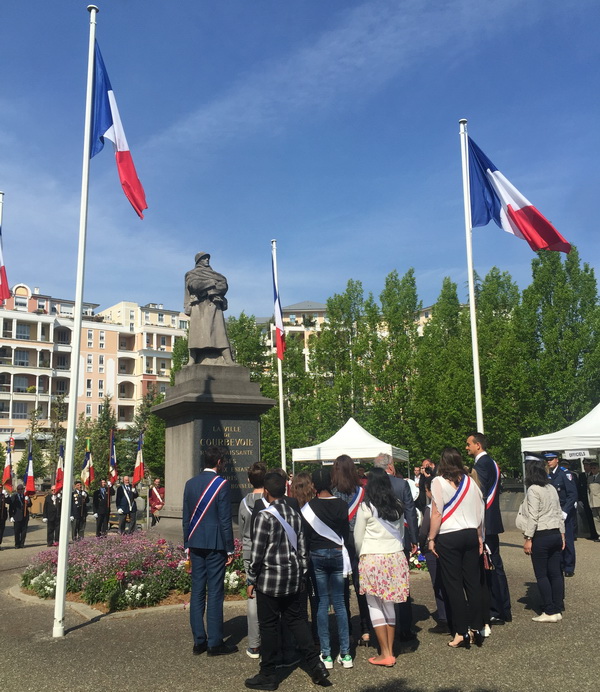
[152,364,275,519]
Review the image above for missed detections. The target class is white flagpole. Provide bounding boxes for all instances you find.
[53,5,99,638]
[459,119,484,433]
[271,240,287,471]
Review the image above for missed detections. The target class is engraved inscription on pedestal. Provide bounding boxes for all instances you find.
[198,416,259,505]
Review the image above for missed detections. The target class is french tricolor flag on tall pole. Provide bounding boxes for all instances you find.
[0,192,11,302]
[91,40,147,219]
[467,136,571,254]
[271,240,287,471]
[23,443,36,495]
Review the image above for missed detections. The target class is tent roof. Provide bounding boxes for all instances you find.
[292,417,409,463]
[520,402,600,453]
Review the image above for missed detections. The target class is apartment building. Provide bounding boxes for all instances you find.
[0,284,188,458]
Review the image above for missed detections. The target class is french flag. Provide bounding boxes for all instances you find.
[55,444,64,494]
[132,433,145,485]
[2,447,12,492]
[468,137,571,254]
[109,429,118,484]
[91,41,148,219]
[0,214,10,302]
[23,446,35,495]
[272,253,286,360]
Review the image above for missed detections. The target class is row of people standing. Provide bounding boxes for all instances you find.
[0,475,153,549]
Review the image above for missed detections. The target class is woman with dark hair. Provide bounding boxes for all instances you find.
[354,467,409,667]
[332,454,371,646]
[521,458,565,622]
[428,447,485,649]
[302,467,352,669]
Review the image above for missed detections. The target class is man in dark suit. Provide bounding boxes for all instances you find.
[373,452,419,641]
[467,432,512,624]
[116,476,138,535]
[93,478,114,537]
[42,485,61,546]
[0,484,9,549]
[9,483,31,548]
[70,480,89,541]
[183,446,237,657]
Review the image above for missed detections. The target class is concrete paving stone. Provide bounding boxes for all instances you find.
[1,519,598,691]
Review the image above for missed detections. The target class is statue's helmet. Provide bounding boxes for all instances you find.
[195,252,210,264]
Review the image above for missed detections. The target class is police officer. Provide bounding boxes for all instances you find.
[71,480,89,541]
[545,452,578,577]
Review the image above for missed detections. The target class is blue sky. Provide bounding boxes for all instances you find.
[1,0,599,318]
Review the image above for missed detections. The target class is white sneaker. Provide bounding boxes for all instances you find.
[320,654,333,669]
[337,654,354,668]
[532,613,560,622]
[556,613,563,620]
[482,624,492,637]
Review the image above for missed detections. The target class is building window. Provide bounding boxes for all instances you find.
[14,296,27,311]
[14,350,29,366]
[130,323,134,332]
[57,354,69,370]
[98,404,103,414]
[179,320,187,329]
[160,336,167,347]
[16,324,30,340]
[129,310,135,320]
[98,379,104,392]
[37,299,46,311]
[14,375,28,393]
[85,404,92,416]
[160,384,166,394]
[13,402,28,419]
[99,355,104,373]
[86,391,92,398]
[55,380,67,394]
[61,304,73,316]
[86,354,93,372]
[158,313,164,324]
[86,379,92,390]
[99,331,105,342]
[145,311,150,323]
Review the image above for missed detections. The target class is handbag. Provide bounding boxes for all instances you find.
[515,498,528,532]
[482,542,495,571]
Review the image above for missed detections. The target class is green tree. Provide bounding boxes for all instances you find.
[412,278,473,459]
[170,334,189,385]
[228,312,269,378]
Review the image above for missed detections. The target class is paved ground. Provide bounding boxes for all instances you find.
[1,518,599,692]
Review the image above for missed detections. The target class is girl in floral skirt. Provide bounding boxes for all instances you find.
[354,467,409,667]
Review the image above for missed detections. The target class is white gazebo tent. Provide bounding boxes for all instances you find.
[520,402,600,457]
[292,417,409,471]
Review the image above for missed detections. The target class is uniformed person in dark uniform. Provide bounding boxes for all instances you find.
[545,452,578,577]
[71,480,89,541]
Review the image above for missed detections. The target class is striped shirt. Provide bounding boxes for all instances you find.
[247,498,307,597]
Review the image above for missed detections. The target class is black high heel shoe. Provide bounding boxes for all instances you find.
[448,634,471,649]
[470,630,484,648]
[358,633,371,647]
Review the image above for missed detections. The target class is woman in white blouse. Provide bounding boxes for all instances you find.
[354,468,409,667]
[428,447,485,648]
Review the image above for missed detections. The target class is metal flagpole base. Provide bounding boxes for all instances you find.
[53,623,65,638]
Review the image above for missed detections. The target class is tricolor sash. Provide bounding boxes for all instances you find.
[441,475,471,523]
[301,503,352,576]
[486,460,501,510]
[347,486,365,521]
[187,476,227,541]
[262,505,297,551]
[369,505,404,545]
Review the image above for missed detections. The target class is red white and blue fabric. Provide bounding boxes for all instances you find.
[486,459,501,510]
[132,434,145,485]
[441,474,471,524]
[55,445,64,493]
[23,449,35,495]
[2,448,12,491]
[347,485,365,521]
[187,476,227,541]
[271,253,286,360]
[468,137,570,254]
[81,446,95,488]
[109,431,118,484]
[0,216,10,302]
[91,41,147,219]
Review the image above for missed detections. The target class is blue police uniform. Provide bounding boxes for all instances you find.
[548,462,578,575]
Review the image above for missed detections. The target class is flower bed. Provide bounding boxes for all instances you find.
[21,533,245,612]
